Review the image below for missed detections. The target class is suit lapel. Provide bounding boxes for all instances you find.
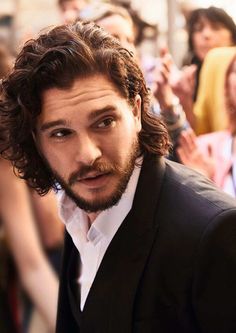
[56,231,81,332]
[67,245,82,327]
[80,156,166,332]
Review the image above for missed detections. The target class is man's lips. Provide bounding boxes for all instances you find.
[76,172,111,187]
[78,171,109,181]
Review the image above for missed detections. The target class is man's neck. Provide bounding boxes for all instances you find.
[87,211,101,226]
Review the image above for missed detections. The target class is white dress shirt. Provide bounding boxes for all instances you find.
[58,159,142,310]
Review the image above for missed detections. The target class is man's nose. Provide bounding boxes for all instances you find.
[75,134,102,166]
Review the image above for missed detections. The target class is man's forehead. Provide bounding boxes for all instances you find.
[42,84,116,100]
[42,75,121,104]
[39,74,128,122]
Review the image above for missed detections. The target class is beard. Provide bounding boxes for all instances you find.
[51,139,140,213]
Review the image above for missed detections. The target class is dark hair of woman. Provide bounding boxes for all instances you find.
[187,6,236,63]
[183,6,236,101]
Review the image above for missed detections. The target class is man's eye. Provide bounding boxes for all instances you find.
[50,129,72,138]
[97,118,115,128]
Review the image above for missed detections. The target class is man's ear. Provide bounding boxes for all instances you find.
[133,94,142,132]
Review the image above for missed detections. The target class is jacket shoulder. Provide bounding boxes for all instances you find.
[163,159,236,215]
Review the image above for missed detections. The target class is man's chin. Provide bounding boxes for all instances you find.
[64,188,124,213]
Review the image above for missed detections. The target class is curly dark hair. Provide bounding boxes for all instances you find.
[0,21,170,195]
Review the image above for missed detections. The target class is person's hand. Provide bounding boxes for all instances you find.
[176,128,215,179]
[171,64,197,104]
[152,47,177,111]
[171,65,197,128]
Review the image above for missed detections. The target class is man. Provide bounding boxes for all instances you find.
[0,21,236,333]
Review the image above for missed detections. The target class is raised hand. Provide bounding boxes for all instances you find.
[177,128,215,179]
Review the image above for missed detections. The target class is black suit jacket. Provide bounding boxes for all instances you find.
[56,156,236,333]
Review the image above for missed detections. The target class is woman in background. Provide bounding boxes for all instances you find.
[177,47,236,197]
[0,42,63,333]
[174,6,236,132]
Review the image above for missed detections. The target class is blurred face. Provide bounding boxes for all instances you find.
[97,14,136,55]
[36,75,141,214]
[192,17,233,61]
[60,0,87,23]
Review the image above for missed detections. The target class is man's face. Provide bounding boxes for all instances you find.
[36,74,141,213]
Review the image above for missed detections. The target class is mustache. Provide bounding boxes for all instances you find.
[68,161,122,186]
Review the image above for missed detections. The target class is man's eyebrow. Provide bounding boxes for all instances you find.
[40,119,68,132]
[39,106,117,132]
[88,105,117,121]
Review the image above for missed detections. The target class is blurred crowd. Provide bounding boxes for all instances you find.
[1,0,236,332]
